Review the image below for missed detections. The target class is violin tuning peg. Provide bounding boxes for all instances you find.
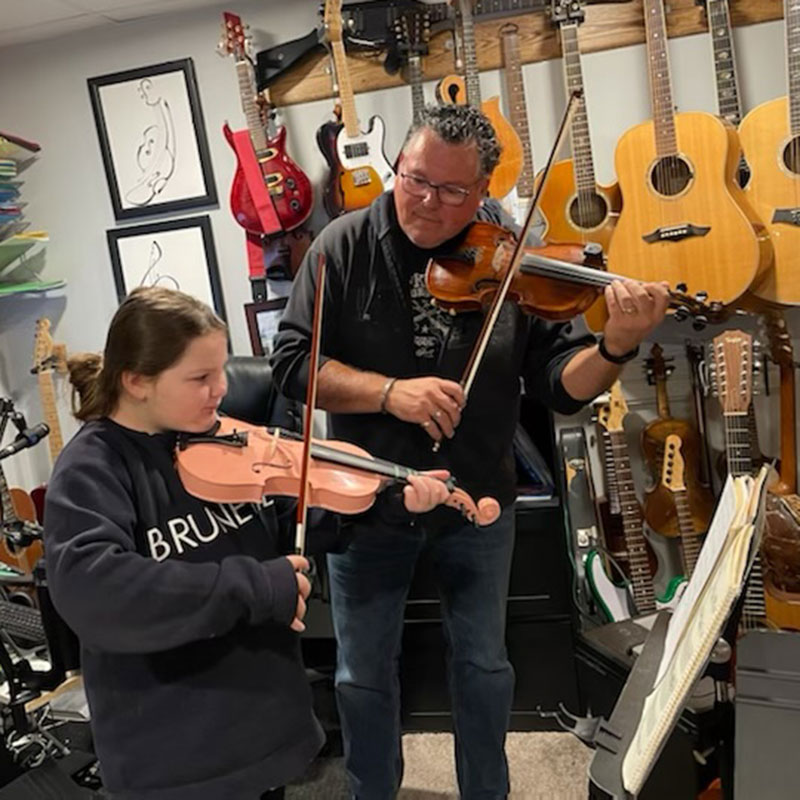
[673,306,688,322]
[692,315,708,331]
[676,282,688,293]
[695,290,708,302]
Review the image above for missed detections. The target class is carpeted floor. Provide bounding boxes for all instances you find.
[287,731,593,799]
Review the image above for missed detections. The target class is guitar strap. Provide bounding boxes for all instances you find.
[230,128,283,301]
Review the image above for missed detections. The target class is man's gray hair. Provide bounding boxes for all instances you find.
[404,105,501,178]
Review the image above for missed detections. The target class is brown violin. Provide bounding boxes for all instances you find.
[425,220,721,327]
[175,416,501,527]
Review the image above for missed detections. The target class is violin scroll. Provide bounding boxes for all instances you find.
[444,488,501,526]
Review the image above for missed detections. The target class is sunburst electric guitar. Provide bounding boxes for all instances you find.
[317,0,395,218]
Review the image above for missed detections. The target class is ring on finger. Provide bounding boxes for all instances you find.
[434,410,442,419]
[421,420,430,428]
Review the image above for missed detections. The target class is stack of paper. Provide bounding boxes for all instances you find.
[621,466,772,794]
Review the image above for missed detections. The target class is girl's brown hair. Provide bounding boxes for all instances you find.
[68,286,226,422]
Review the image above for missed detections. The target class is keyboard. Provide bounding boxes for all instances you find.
[0,601,46,646]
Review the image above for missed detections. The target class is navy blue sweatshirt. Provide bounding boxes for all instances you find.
[43,418,324,799]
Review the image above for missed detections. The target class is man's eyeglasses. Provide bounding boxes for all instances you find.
[399,172,479,207]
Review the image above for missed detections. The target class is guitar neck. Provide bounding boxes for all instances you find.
[608,430,656,613]
[776,361,798,493]
[235,59,269,153]
[331,40,360,137]
[459,0,482,107]
[407,55,426,127]
[706,0,744,125]
[600,428,621,514]
[38,371,63,463]
[559,23,597,194]
[500,27,535,197]
[673,489,701,578]
[654,373,671,420]
[787,0,800,134]
[0,465,17,524]
[642,0,678,156]
[723,412,753,477]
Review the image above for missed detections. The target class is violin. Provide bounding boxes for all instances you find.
[175,416,501,527]
[425,220,722,327]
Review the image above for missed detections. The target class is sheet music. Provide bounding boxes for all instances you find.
[655,474,745,683]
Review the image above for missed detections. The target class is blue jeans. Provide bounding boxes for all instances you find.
[327,506,516,800]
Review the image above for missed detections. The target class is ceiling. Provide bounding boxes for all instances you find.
[0,0,235,49]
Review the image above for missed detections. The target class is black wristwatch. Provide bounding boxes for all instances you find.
[598,337,640,365]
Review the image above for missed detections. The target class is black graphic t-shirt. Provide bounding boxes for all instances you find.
[44,418,323,799]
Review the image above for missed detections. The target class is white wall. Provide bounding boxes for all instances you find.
[0,2,790,492]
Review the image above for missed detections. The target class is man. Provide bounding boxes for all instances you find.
[271,104,668,799]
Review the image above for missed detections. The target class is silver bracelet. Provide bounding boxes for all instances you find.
[380,377,398,414]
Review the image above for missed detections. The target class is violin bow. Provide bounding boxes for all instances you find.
[460,90,583,401]
[295,253,327,556]
[431,91,582,453]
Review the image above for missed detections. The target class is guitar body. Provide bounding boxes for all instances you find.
[224,123,313,234]
[436,74,466,105]
[335,115,394,193]
[483,97,523,200]
[0,487,42,573]
[641,420,714,538]
[739,97,800,304]
[608,111,771,306]
[316,120,385,218]
[586,550,633,622]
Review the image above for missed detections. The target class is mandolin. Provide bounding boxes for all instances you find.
[738,0,800,305]
[606,0,771,307]
[641,344,714,560]
[318,0,395,218]
[220,13,313,235]
[436,0,523,200]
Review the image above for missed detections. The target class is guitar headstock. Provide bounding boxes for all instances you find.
[596,381,628,434]
[394,9,431,57]
[644,342,674,386]
[709,330,753,414]
[219,12,250,62]
[551,0,585,25]
[32,318,67,376]
[661,434,687,492]
[323,0,345,46]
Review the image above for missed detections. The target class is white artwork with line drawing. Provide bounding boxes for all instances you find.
[98,71,206,211]
[115,226,215,306]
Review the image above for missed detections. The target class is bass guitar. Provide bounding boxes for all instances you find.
[220,13,313,234]
[738,0,800,305]
[437,0,523,200]
[318,0,395,218]
[606,0,771,307]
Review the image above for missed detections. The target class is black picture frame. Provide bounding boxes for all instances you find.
[106,215,226,320]
[244,297,289,357]
[88,58,217,221]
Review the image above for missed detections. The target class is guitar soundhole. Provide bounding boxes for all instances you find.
[781,137,800,175]
[650,156,693,197]
[568,192,609,230]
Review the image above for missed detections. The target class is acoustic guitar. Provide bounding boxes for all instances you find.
[738,0,800,305]
[606,0,771,307]
[436,0,523,200]
[220,13,313,234]
[317,0,395,218]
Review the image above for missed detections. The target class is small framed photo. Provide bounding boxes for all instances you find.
[244,297,289,357]
[88,58,217,221]
[106,215,226,319]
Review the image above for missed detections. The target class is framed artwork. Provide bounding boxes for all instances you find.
[106,215,226,319]
[244,297,289,357]
[88,58,217,221]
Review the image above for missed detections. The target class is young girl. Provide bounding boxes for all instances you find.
[43,287,452,800]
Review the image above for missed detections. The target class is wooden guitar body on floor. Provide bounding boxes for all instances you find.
[739,96,800,305]
[609,112,771,306]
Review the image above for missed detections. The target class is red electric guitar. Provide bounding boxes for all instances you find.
[220,12,313,235]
